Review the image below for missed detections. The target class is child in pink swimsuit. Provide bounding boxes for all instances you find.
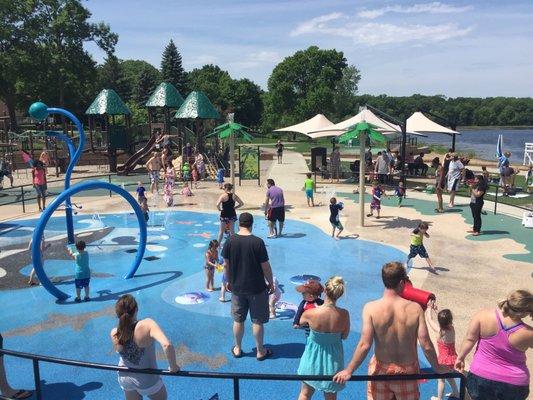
[426,305,460,400]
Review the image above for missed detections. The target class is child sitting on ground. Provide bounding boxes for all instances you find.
[367,181,383,219]
[395,181,406,207]
[426,304,460,400]
[204,240,218,292]
[136,181,146,203]
[216,168,225,189]
[407,222,437,274]
[268,277,281,319]
[68,240,91,302]
[329,197,344,240]
[293,280,324,334]
[304,173,315,207]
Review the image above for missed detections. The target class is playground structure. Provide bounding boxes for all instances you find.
[524,142,533,165]
[27,101,147,301]
[85,89,132,173]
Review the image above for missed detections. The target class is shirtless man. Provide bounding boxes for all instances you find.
[145,152,162,194]
[333,262,442,400]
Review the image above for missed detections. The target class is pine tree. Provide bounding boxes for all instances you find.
[98,55,130,100]
[160,39,186,94]
[134,66,157,106]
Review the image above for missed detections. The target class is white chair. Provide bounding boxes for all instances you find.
[523,211,533,225]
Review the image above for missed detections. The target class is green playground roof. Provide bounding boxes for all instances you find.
[174,91,219,120]
[85,89,130,115]
[145,82,184,108]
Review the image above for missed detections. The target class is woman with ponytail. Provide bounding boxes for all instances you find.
[110,295,179,399]
[297,276,350,400]
[455,289,533,400]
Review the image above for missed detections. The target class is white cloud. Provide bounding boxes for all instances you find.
[291,13,473,45]
[290,12,344,37]
[358,2,473,19]
[231,51,283,69]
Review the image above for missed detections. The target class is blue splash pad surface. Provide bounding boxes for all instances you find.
[0,211,441,399]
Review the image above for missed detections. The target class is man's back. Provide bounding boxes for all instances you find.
[368,296,421,364]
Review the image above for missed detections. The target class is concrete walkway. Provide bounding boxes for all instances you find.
[266,151,310,191]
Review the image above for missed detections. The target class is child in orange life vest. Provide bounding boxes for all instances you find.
[293,280,324,335]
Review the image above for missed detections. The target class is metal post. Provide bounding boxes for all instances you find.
[452,133,456,152]
[459,375,466,400]
[238,146,241,186]
[32,359,42,400]
[108,174,112,198]
[314,170,317,194]
[494,185,498,215]
[257,146,260,186]
[233,377,240,400]
[21,186,26,213]
[400,120,407,187]
[359,131,366,227]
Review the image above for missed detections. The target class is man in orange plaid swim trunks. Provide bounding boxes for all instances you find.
[333,262,443,399]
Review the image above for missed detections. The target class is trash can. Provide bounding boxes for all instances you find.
[311,147,327,172]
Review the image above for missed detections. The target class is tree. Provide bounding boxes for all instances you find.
[262,46,347,132]
[187,64,233,111]
[33,0,118,111]
[122,59,161,100]
[229,78,263,127]
[0,0,41,130]
[97,55,129,100]
[134,65,157,106]
[333,65,361,120]
[160,39,186,94]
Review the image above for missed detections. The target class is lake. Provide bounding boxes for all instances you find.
[418,128,533,162]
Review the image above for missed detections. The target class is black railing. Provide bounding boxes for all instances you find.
[0,348,466,400]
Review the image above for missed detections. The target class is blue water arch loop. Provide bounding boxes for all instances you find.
[30,180,147,301]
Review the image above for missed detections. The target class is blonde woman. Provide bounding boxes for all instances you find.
[455,290,532,400]
[110,295,179,400]
[297,276,350,400]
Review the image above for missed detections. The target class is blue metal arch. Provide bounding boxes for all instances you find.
[31,181,148,301]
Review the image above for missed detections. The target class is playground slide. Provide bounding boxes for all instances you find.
[117,136,156,175]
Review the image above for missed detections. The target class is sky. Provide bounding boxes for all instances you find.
[85,0,533,97]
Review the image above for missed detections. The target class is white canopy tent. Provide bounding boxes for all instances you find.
[274,114,333,136]
[308,108,420,138]
[406,112,459,135]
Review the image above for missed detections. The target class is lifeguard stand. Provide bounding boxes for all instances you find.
[523,143,533,165]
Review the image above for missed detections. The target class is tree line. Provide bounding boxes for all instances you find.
[2,2,532,135]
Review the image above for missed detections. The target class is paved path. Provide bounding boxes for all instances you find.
[266,151,309,191]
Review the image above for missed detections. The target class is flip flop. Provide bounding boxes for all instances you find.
[256,348,273,361]
[12,390,33,399]
[231,346,243,358]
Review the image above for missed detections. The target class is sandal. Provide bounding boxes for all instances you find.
[12,390,33,399]
[231,346,243,358]
[256,348,273,361]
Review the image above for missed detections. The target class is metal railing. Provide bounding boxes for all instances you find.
[0,348,466,400]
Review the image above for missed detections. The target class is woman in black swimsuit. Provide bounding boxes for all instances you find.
[216,183,244,245]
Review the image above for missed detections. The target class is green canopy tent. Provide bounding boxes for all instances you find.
[337,122,387,227]
[208,121,253,187]
[174,91,219,155]
[85,89,131,172]
[145,82,184,146]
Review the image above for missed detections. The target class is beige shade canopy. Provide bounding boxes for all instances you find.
[274,114,334,136]
[406,111,459,135]
[308,108,415,139]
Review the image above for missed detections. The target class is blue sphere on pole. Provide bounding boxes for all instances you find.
[29,102,49,121]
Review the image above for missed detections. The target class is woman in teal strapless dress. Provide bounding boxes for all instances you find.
[297,276,350,400]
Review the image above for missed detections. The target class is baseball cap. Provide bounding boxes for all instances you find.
[296,280,324,296]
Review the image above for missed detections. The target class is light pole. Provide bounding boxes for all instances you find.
[228,112,235,187]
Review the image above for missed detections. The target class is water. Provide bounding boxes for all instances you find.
[418,128,533,162]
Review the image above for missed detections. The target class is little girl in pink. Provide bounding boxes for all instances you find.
[427,304,460,400]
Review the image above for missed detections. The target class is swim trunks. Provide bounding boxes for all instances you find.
[367,355,420,400]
